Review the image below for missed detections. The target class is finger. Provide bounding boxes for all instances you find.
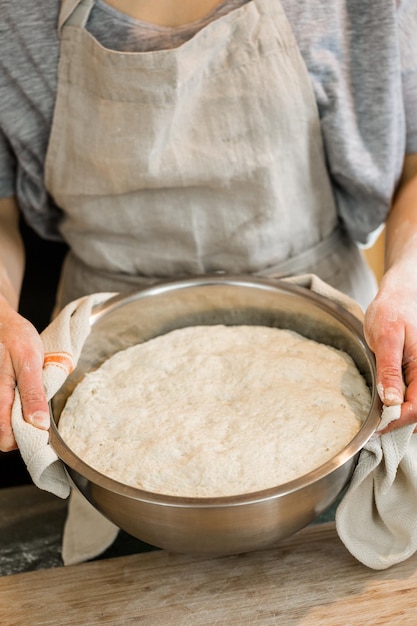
[0,342,18,451]
[386,355,417,432]
[368,323,405,406]
[0,392,17,452]
[15,357,50,430]
[0,426,17,451]
[6,316,51,431]
[377,359,417,433]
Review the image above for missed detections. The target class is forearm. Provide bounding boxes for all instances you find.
[384,154,417,274]
[0,196,50,451]
[0,196,25,310]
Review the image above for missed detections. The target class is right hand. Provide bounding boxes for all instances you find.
[0,296,49,451]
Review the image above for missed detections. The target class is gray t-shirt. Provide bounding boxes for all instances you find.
[1,0,417,244]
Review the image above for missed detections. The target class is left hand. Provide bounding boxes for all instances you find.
[365,263,417,433]
[365,153,417,433]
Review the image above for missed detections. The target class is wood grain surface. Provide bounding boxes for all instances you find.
[1,521,417,625]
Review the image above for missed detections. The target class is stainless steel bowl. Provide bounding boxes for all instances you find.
[49,275,381,555]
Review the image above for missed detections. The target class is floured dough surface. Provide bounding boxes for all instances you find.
[58,325,371,497]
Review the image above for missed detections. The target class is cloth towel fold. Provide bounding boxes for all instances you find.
[9,275,417,569]
[336,408,417,570]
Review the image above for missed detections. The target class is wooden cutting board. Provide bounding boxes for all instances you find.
[1,521,417,625]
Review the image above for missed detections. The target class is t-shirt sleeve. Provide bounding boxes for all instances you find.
[0,129,16,199]
[399,0,417,154]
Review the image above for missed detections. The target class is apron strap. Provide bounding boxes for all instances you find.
[255,227,348,278]
[58,0,95,35]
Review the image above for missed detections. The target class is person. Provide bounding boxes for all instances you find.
[0,0,417,458]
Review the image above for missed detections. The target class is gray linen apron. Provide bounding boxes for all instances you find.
[45,0,377,312]
[44,0,378,562]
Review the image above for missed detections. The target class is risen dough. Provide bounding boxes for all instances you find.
[58,325,371,497]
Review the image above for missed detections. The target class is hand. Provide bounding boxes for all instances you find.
[0,296,49,451]
[364,266,417,433]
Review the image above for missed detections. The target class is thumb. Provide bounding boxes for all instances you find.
[366,322,405,406]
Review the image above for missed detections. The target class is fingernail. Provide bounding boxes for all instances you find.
[28,411,50,430]
[382,386,403,405]
[377,383,385,402]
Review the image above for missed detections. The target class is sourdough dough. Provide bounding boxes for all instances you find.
[58,325,371,497]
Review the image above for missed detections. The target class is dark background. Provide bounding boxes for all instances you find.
[0,222,67,487]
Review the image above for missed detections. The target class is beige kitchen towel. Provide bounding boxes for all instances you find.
[61,487,119,566]
[336,409,417,570]
[11,291,116,498]
[284,273,365,321]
